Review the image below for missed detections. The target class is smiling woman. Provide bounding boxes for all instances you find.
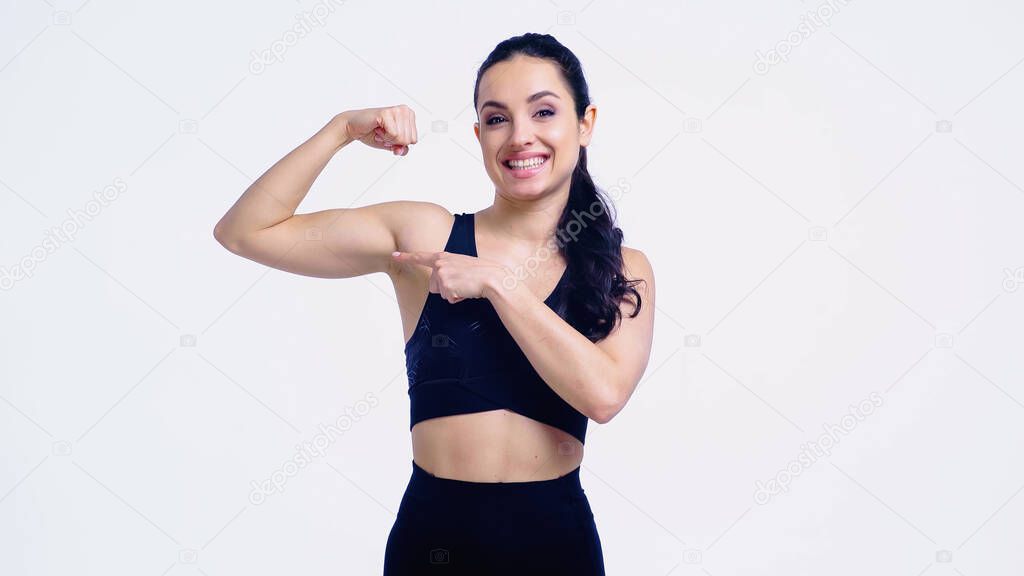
[213,31,654,576]
[471,49,646,344]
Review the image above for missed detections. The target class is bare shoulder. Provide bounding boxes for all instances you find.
[389,200,453,252]
[386,201,454,276]
[384,200,452,238]
[621,246,654,292]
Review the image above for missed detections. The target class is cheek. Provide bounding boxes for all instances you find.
[547,125,579,153]
[479,138,499,162]
[548,128,578,166]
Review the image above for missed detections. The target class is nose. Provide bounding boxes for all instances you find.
[509,118,534,147]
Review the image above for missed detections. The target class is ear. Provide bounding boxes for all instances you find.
[473,121,480,141]
[579,105,596,147]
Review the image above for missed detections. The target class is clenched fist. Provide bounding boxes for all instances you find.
[341,104,418,156]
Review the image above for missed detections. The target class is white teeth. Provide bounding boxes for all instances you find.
[506,156,547,169]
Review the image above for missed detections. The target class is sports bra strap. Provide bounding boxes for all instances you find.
[443,213,473,256]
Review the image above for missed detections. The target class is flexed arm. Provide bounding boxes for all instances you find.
[213,106,422,278]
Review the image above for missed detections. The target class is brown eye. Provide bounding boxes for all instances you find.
[486,109,554,126]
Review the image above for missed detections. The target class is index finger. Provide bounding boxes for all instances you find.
[391,250,441,268]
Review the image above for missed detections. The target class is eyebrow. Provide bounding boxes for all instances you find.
[480,90,561,112]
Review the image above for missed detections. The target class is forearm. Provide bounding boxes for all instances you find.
[483,276,620,423]
[214,113,353,242]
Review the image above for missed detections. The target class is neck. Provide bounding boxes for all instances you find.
[479,197,566,247]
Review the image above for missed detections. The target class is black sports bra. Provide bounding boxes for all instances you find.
[403,212,589,444]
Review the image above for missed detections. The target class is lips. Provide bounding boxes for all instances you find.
[501,154,549,179]
[502,152,550,166]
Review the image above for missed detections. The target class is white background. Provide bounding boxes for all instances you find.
[2,0,1024,574]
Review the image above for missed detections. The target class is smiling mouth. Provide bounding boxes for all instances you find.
[503,155,550,170]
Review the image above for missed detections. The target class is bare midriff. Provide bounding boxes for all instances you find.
[411,410,584,482]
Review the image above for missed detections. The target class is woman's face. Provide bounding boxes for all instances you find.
[474,55,595,201]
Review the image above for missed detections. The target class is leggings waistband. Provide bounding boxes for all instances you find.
[407,459,584,501]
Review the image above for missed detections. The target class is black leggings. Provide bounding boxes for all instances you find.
[383,459,605,575]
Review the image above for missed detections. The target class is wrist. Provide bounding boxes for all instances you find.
[482,267,513,302]
[326,112,354,151]
[483,267,535,307]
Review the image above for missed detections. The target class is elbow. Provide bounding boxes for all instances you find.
[590,403,622,425]
[589,385,626,425]
[213,220,228,244]
[213,222,241,254]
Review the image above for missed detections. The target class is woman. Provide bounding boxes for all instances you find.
[214,32,655,575]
